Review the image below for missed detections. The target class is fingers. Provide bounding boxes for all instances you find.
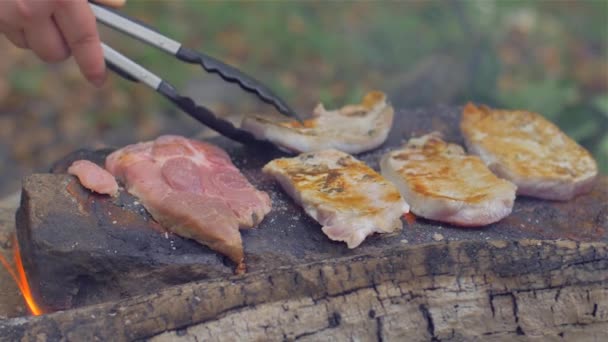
[54,0,106,86]
[23,16,70,62]
[3,29,28,49]
[0,0,107,87]
[95,0,127,8]
[0,0,58,29]
[0,1,24,29]
[1,0,70,61]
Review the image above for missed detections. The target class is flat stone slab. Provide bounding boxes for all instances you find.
[15,105,608,312]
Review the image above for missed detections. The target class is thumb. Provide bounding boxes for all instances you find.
[93,0,127,8]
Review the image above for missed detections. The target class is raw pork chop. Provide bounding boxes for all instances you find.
[263,149,409,248]
[380,132,517,226]
[241,91,394,154]
[105,135,272,272]
[461,103,598,200]
[68,160,119,197]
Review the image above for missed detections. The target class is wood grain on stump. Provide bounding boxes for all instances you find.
[0,239,606,341]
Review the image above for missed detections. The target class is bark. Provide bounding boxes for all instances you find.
[0,204,27,319]
[1,239,606,341]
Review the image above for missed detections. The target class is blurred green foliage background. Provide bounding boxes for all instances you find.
[0,0,606,196]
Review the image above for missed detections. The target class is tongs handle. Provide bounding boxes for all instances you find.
[100,43,160,89]
[101,43,268,146]
[90,2,298,120]
[91,2,181,55]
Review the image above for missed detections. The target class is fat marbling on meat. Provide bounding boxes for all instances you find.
[380,132,517,227]
[105,135,272,272]
[263,149,409,248]
[460,103,598,200]
[68,160,119,197]
[241,91,394,154]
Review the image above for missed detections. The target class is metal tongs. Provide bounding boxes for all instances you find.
[89,1,300,144]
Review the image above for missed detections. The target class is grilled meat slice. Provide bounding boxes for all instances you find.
[241,91,394,154]
[68,160,119,197]
[380,132,517,226]
[105,135,272,272]
[263,149,409,248]
[460,103,598,200]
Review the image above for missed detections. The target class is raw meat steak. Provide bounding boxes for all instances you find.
[68,160,118,197]
[105,135,272,272]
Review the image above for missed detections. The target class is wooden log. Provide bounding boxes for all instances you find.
[0,239,606,341]
[0,203,27,319]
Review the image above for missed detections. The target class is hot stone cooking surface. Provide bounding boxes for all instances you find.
[15,105,607,312]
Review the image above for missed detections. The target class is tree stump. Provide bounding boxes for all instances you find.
[0,239,606,341]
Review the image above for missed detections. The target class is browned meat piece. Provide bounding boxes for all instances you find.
[380,132,517,227]
[461,103,598,200]
[263,149,409,248]
[241,91,394,154]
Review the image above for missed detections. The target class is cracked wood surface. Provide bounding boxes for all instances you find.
[1,239,606,341]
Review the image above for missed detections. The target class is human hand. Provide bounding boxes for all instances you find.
[0,0,126,87]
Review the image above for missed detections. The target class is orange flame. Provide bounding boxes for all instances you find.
[403,212,417,225]
[0,235,43,316]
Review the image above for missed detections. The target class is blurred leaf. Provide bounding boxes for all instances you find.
[555,105,603,141]
[497,79,579,118]
[466,41,501,102]
[560,115,600,141]
[593,95,608,119]
[596,135,608,174]
[8,68,44,94]
[344,85,366,106]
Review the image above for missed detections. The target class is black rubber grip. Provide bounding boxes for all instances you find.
[157,81,276,148]
[176,47,300,121]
